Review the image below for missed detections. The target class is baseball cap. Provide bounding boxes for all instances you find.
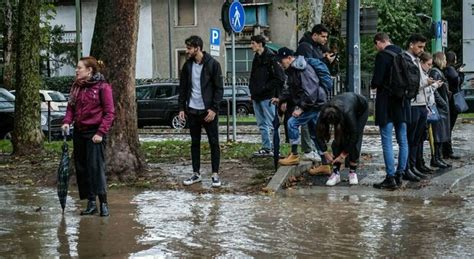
[276,47,295,62]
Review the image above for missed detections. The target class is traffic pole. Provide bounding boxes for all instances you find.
[346,0,361,94]
[432,0,442,52]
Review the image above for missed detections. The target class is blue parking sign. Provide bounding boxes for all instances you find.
[210,28,220,45]
[229,1,245,33]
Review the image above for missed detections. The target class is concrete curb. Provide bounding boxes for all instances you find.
[266,162,474,197]
[266,161,312,192]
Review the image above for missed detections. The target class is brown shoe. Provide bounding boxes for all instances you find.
[308,165,331,175]
[278,153,300,166]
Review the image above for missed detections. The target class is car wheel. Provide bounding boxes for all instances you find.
[236,105,249,116]
[170,114,186,129]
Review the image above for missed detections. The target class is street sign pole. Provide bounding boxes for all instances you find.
[346,0,361,94]
[228,0,245,142]
[231,32,236,141]
[432,0,442,52]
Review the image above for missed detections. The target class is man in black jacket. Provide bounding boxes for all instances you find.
[371,32,415,190]
[178,35,223,188]
[249,35,285,157]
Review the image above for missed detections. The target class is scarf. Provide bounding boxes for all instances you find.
[68,73,106,106]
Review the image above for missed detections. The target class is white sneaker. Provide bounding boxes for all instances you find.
[302,151,321,162]
[211,173,221,188]
[349,172,358,185]
[183,173,201,186]
[326,173,341,186]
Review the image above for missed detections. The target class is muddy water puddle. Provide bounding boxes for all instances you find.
[0,186,472,257]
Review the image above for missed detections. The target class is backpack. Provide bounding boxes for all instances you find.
[384,49,420,100]
[306,57,333,93]
[298,63,327,109]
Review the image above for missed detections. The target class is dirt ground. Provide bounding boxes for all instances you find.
[0,152,276,195]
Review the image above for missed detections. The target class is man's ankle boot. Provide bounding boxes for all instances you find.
[403,168,421,182]
[81,200,98,215]
[410,166,428,179]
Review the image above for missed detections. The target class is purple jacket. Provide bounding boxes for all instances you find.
[63,82,115,136]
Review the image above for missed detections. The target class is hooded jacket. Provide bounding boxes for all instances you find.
[296,32,324,60]
[178,52,223,113]
[249,47,285,101]
[281,56,327,112]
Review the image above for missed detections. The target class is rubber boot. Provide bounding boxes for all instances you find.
[99,194,109,217]
[81,199,98,215]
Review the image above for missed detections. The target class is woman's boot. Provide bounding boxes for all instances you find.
[99,194,109,217]
[431,143,450,168]
[81,198,98,215]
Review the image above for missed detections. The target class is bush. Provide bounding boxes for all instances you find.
[42,76,75,93]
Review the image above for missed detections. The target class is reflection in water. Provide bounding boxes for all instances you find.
[0,186,473,257]
[132,191,474,257]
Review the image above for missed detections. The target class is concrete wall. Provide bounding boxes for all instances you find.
[51,0,153,78]
[151,0,297,79]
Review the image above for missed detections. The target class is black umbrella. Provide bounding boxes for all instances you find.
[272,104,281,170]
[57,131,70,213]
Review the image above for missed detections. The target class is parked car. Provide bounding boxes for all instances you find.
[0,88,69,140]
[136,83,183,129]
[9,90,68,112]
[220,85,253,116]
[462,79,474,113]
[136,83,254,129]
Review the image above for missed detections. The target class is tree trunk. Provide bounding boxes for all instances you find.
[90,0,143,180]
[12,0,43,156]
[311,0,324,27]
[2,0,15,90]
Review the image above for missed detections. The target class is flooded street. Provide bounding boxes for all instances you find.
[0,186,472,257]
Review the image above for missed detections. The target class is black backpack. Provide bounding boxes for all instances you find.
[384,49,420,100]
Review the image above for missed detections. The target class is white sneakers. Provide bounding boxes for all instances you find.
[325,171,359,186]
[348,172,358,185]
[302,151,321,162]
[326,173,341,186]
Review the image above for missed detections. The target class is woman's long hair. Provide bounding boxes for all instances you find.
[316,100,345,145]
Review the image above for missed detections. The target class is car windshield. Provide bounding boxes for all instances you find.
[0,96,14,110]
[48,91,67,102]
[0,88,15,109]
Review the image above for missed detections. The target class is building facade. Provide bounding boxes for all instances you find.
[51,0,297,79]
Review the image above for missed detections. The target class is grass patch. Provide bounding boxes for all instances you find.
[0,139,292,164]
[219,115,257,123]
[459,113,474,119]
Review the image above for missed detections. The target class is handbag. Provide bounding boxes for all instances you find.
[453,90,469,113]
[427,104,440,123]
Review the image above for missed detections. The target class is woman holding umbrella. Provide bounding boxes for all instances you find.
[62,56,115,217]
[315,92,369,186]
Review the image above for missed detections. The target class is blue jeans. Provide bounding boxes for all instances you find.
[379,122,408,176]
[253,99,275,150]
[287,110,319,146]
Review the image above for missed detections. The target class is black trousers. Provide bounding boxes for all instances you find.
[73,128,107,200]
[408,106,428,167]
[188,109,220,173]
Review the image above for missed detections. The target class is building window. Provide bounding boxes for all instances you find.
[176,0,195,26]
[226,48,253,78]
[176,49,187,78]
[244,5,268,26]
